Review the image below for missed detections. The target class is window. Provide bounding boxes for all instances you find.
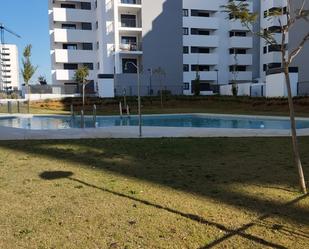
[191,47,210,54]
[62,24,76,30]
[83,63,94,70]
[81,22,92,30]
[82,43,93,50]
[230,31,247,37]
[230,48,247,54]
[122,58,137,73]
[263,46,267,54]
[81,2,91,10]
[63,44,77,50]
[121,14,136,28]
[183,28,189,35]
[64,64,78,70]
[191,65,209,71]
[183,64,189,72]
[183,9,188,17]
[61,3,75,8]
[183,46,189,54]
[191,9,210,17]
[191,28,210,36]
[183,82,190,90]
[268,44,283,52]
[229,65,247,72]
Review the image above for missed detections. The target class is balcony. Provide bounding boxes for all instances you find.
[54,49,94,63]
[262,52,282,64]
[230,36,253,48]
[55,69,95,81]
[53,28,95,43]
[184,71,218,81]
[233,1,253,12]
[263,0,287,10]
[229,71,252,81]
[183,54,218,65]
[119,42,143,55]
[229,20,252,31]
[263,15,287,27]
[119,0,142,10]
[183,17,219,30]
[183,35,219,47]
[52,7,94,23]
[229,54,253,65]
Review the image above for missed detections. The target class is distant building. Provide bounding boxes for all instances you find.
[0,44,20,91]
[48,0,309,97]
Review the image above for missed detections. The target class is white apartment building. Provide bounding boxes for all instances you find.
[0,44,20,91]
[49,0,309,97]
[183,0,256,95]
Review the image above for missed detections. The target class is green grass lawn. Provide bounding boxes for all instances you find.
[1,96,309,117]
[0,138,308,248]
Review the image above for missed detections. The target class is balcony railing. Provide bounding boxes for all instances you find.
[120,0,141,4]
[119,42,142,52]
[120,18,138,28]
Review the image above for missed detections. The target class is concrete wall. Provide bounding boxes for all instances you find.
[289,0,309,83]
[142,0,183,94]
[266,73,298,97]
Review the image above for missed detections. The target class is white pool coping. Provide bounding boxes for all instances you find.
[0,113,308,140]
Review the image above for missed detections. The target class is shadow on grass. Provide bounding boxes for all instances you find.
[1,137,309,247]
[40,170,307,249]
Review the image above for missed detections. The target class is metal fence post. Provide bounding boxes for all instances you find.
[17,101,20,113]
[8,101,12,114]
[93,104,97,127]
[70,104,74,119]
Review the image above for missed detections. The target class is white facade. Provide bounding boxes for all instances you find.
[0,44,20,91]
[260,0,288,81]
[182,0,255,95]
[49,0,144,98]
[49,0,308,98]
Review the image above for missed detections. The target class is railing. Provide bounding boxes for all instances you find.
[120,0,141,4]
[120,18,140,28]
[119,42,142,52]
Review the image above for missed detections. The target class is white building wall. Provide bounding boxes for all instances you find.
[182,0,254,95]
[0,44,20,90]
[260,0,288,81]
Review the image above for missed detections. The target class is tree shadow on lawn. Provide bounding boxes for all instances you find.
[1,137,309,228]
[39,170,308,249]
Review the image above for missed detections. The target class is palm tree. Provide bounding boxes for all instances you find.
[21,45,37,113]
[74,66,89,112]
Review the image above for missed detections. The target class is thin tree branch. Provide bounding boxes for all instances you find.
[288,32,309,63]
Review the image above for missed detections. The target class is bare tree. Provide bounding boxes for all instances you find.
[153,67,166,108]
[223,1,309,193]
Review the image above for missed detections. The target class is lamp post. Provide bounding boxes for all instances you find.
[215,69,219,94]
[125,61,142,137]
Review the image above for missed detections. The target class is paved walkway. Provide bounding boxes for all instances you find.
[0,114,308,140]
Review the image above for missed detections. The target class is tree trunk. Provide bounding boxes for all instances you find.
[82,83,85,113]
[283,66,307,194]
[27,84,30,114]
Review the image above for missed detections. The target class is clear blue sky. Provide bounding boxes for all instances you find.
[1,0,51,83]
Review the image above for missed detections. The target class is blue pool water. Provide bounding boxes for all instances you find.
[0,114,309,130]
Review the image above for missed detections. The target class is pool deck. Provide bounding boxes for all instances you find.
[0,113,309,140]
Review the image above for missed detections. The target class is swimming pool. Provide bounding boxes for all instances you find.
[0,114,309,130]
